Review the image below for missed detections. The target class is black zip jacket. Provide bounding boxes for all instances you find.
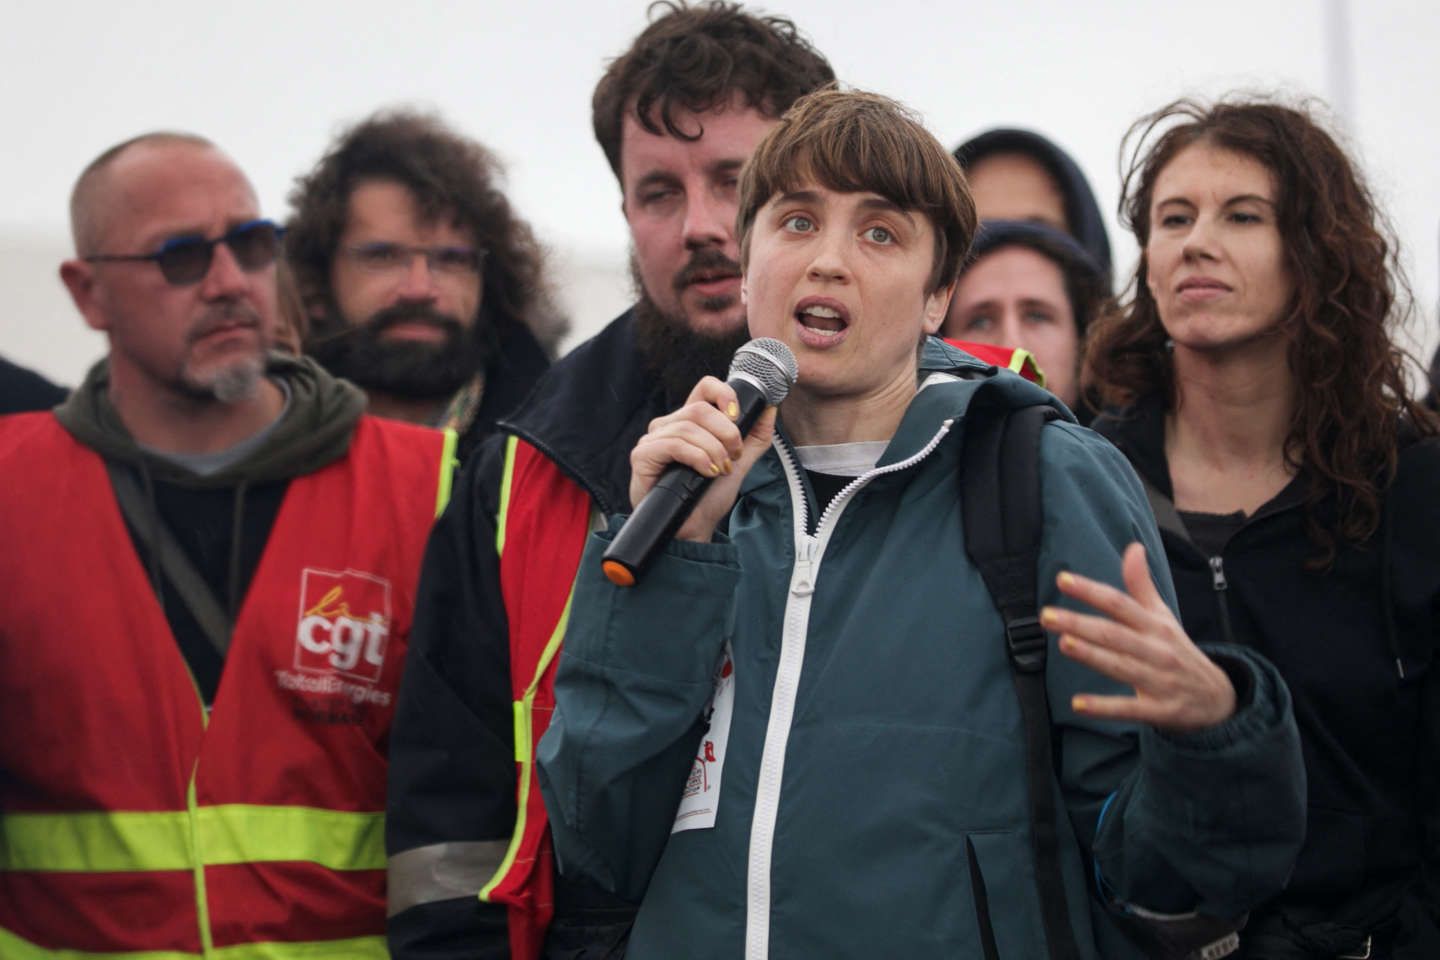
[457,319,553,463]
[387,309,664,960]
[0,354,67,414]
[1093,398,1440,955]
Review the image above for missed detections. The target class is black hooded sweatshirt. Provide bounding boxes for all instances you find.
[1093,399,1440,955]
[954,127,1114,291]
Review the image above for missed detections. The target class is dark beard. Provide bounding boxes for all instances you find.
[630,258,749,407]
[305,303,493,401]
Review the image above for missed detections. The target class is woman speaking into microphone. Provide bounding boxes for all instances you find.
[538,89,1305,960]
[1086,97,1440,958]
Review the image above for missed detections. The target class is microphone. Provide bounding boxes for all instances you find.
[601,337,798,587]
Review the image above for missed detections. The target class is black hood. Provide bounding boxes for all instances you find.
[954,127,1113,291]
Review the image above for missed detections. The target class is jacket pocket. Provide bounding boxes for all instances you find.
[966,837,1001,960]
[966,830,1052,959]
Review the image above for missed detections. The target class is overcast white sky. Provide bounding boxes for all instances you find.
[4,0,1437,385]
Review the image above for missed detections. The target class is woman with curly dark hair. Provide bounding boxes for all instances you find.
[1085,97,1440,958]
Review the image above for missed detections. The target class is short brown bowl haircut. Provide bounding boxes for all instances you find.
[591,0,834,181]
[736,88,978,294]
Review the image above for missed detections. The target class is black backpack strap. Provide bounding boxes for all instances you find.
[961,402,1080,960]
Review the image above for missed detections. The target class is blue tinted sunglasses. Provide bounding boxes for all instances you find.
[85,219,285,286]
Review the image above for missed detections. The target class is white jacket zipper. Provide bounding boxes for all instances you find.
[744,420,954,959]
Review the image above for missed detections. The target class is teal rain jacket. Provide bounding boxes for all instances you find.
[538,339,1306,959]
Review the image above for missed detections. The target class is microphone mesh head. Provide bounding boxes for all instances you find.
[729,338,799,405]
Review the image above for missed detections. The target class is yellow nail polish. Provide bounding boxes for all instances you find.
[1058,571,1075,588]
[1072,695,1089,712]
[1040,607,1059,627]
[727,401,739,419]
[708,463,720,476]
[722,459,733,475]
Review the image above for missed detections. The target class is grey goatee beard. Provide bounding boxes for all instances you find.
[206,356,265,404]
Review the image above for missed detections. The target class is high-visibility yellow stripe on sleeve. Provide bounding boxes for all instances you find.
[1,805,384,874]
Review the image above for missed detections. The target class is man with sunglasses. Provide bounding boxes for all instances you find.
[0,132,455,957]
[286,109,558,462]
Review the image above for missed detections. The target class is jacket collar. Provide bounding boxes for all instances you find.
[1090,394,1172,496]
[881,337,1071,467]
[1091,394,1311,523]
[498,308,668,514]
[748,337,1071,495]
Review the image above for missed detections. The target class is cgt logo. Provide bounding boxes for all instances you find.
[293,568,393,683]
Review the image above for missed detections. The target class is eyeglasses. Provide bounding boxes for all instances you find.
[84,219,285,287]
[340,242,485,278]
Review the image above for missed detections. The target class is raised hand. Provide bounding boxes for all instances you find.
[1042,542,1236,731]
[629,376,778,543]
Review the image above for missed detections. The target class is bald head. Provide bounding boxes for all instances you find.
[69,132,222,256]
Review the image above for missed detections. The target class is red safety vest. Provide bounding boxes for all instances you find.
[478,340,1041,957]
[0,413,455,959]
[944,338,1045,385]
[480,435,593,960]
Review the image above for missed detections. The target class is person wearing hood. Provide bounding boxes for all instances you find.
[953,127,1114,290]
[0,132,455,957]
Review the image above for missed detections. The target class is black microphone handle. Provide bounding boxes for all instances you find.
[601,377,770,586]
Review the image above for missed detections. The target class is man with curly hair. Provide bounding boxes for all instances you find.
[286,110,560,460]
[384,4,834,958]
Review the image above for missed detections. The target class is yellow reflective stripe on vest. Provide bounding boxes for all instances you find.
[478,557,578,902]
[1008,346,1047,388]
[494,435,519,555]
[187,777,214,956]
[1,805,384,873]
[0,925,387,960]
[435,428,459,518]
